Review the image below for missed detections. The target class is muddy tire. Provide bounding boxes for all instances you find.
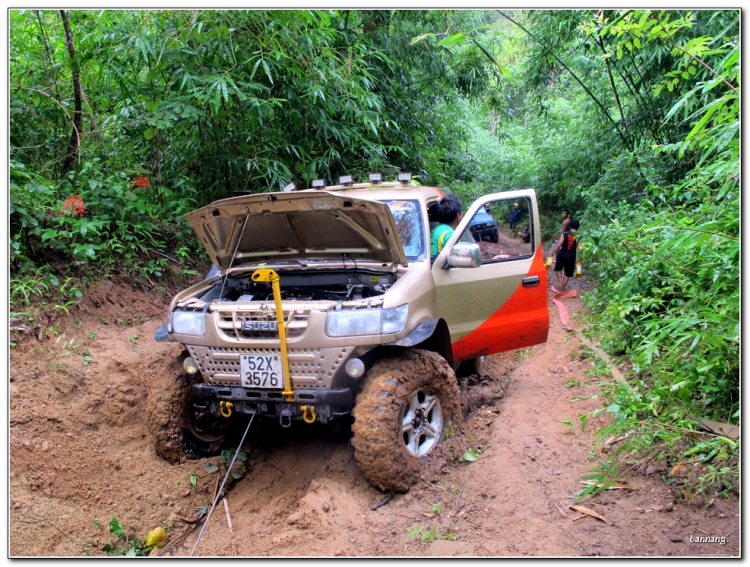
[146,352,226,462]
[455,355,487,379]
[490,229,499,243]
[351,349,462,492]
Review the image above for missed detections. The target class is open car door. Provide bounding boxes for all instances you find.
[431,190,549,362]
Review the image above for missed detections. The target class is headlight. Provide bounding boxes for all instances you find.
[326,309,381,337]
[325,304,408,337]
[381,304,408,334]
[172,311,205,336]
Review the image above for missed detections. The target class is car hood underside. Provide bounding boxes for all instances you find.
[184,191,409,270]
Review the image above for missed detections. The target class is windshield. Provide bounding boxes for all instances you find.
[379,199,426,262]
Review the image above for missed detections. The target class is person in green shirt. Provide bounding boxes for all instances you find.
[430,195,463,263]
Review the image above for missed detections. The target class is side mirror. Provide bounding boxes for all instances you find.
[446,242,482,268]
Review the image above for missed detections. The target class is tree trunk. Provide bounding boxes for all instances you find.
[60,10,83,176]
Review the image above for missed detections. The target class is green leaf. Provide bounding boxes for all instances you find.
[578,413,588,432]
[459,448,479,462]
[125,190,137,201]
[205,462,219,474]
[143,128,154,140]
[436,32,467,47]
[109,517,125,538]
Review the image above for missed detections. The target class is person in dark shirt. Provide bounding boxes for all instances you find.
[509,203,521,231]
[550,219,579,291]
[520,224,530,243]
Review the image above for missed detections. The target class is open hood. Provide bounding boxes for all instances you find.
[184,191,408,271]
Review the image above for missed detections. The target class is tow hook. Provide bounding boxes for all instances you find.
[219,401,233,418]
[300,405,317,424]
[279,408,293,428]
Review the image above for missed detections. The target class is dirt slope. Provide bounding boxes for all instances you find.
[9,272,739,557]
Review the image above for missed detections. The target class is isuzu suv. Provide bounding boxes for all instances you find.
[147,176,549,492]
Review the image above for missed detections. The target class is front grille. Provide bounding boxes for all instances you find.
[214,308,311,340]
[186,345,355,390]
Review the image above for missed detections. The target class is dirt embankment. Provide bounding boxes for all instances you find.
[9,273,739,557]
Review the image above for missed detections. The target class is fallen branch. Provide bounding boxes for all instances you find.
[147,248,180,264]
[552,501,567,518]
[581,480,638,490]
[158,522,200,556]
[570,505,607,523]
[569,330,626,383]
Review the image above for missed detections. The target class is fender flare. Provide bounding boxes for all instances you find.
[385,318,453,367]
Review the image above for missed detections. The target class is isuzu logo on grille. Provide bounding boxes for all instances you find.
[241,321,278,332]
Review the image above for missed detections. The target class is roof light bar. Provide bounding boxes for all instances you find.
[311,179,326,189]
[398,172,412,184]
[281,182,296,193]
[368,173,383,184]
[339,175,353,186]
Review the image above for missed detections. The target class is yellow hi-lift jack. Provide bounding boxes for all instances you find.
[251,269,311,415]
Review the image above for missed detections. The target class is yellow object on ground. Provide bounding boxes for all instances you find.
[251,269,294,402]
[145,527,166,547]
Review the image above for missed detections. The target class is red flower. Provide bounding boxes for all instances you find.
[131,176,150,189]
[61,195,86,218]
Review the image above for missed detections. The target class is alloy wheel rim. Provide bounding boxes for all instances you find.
[401,389,443,458]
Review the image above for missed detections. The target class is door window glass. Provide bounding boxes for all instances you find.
[465,196,534,262]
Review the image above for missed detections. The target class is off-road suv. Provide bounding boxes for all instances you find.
[147,176,549,492]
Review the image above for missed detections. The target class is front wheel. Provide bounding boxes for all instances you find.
[490,229,499,243]
[351,349,462,492]
[146,352,226,462]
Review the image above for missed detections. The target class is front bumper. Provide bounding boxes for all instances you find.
[192,384,355,424]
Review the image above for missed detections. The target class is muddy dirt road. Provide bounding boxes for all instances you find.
[9,268,739,557]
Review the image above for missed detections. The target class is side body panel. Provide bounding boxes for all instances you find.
[431,190,549,362]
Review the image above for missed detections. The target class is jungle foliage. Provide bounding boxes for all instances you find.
[9,10,740,490]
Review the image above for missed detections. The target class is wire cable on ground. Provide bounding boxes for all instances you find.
[190,411,256,556]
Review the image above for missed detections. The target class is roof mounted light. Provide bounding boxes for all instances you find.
[398,172,412,184]
[338,175,353,186]
[311,179,326,189]
[368,173,383,184]
[282,182,295,193]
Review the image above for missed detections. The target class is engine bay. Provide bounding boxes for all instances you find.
[196,268,395,303]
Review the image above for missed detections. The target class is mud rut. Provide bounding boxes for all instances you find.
[9,266,739,557]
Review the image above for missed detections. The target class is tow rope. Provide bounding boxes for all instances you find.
[550,287,579,329]
[190,411,255,556]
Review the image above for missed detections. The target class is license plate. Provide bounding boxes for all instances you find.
[240,354,283,389]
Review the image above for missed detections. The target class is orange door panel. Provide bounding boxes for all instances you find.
[431,190,549,362]
[451,246,548,361]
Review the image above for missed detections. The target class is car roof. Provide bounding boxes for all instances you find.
[295,182,445,206]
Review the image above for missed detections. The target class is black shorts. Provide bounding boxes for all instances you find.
[555,255,575,277]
